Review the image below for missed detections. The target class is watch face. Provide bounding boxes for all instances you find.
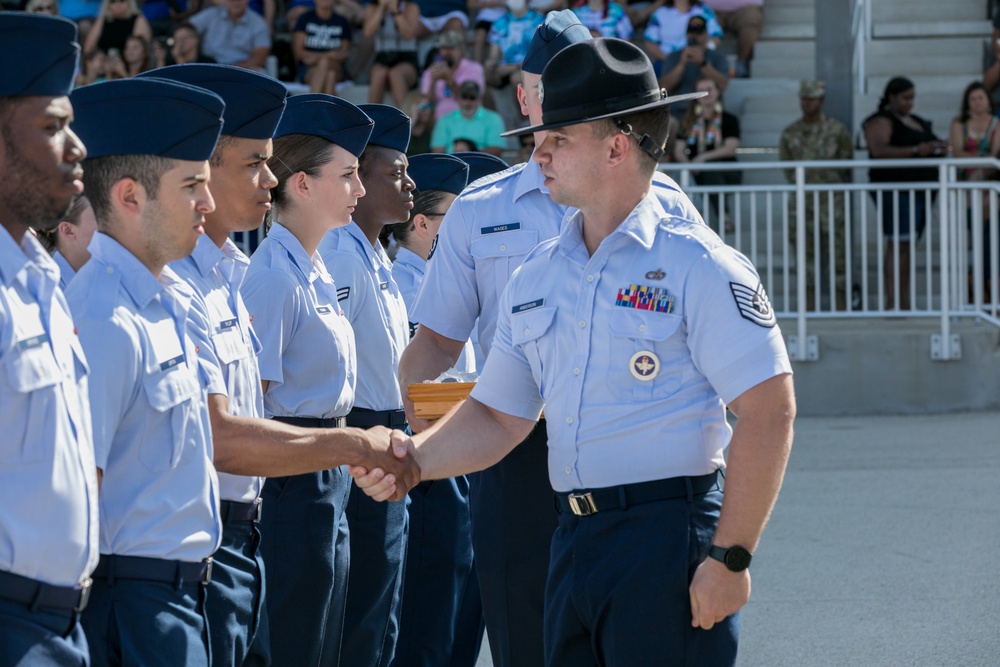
[724,546,752,572]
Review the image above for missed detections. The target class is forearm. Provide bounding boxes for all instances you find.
[660,62,683,91]
[399,327,465,387]
[985,59,1000,92]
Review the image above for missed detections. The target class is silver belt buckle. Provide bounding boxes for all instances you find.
[74,578,92,612]
[567,492,598,517]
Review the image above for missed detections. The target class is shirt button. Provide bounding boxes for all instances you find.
[105,267,114,274]
[564,466,573,474]
[586,275,595,283]
[578,320,586,328]
[499,244,507,251]
[523,328,531,335]
[566,417,574,424]
[573,367,581,375]
[639,324,647,333]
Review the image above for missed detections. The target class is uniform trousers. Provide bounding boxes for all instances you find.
[391,476,479,667]
[449,560,485,667]
[205,503,269,667]
[259,466,352,667]
[0,598,88,667]
[545,486,738,666]
[470,419,556,667]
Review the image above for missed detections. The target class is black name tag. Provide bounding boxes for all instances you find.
[217,318,237,331]
[159,354,184,371]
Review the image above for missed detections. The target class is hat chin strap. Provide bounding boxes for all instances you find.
[615,120,664,162]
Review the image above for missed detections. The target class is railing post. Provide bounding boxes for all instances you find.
[938,161,951,359]
[795,165,808,361]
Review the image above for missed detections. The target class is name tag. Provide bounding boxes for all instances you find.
[316,306,332,314]
[16,332,49,351]
[217,318,238,332]
[379,282,388,291]
[512,299,544,314]
[481,223,520,235]
[159,354,184,371]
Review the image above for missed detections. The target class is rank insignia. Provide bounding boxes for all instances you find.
[645,268,665,280]
[629,351,659,381]
[616,284,674,313]
[730,281,776,328]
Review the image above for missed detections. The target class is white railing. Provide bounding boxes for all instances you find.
[851,0,871,95]
[660,157,1000,361]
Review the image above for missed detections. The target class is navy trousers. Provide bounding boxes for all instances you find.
[469,420,556,667]
[205,509,268,667]
[0,598,88,667]
[545,487,738,666]
[259,468,351,666]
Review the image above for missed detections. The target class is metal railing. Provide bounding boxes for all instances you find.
[660,157,1000,361]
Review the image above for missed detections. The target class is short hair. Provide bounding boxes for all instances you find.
[82,154,174,227]
[358,144,395,180]
[591,108,672,176]
[383,189,447,247]
[269,134,338,212]
[35,194,91,252]
[209,134,238,168]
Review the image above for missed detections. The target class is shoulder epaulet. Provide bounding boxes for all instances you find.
[70,263,122,319]
[463,162,526,193]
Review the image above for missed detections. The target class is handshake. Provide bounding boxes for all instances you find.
[348,426,420,502]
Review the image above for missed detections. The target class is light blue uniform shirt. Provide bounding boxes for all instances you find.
[67,232,221,561]
[391,246,475,374]
[0,228,98,587]
[53,250,75,291]
[411,158,702,358]
[319,221,408,411]
[243,222,356,419]
[171,234,263,504]
[472,190,792,493]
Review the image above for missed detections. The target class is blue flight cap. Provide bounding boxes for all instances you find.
[70,78,225,161]
[359,104,411,153]
[521,10,592,75]
[408,154,469,195]
[274,94,374,158]
[136,64,286,140]
[0,13,79,97]
[452,152,509,183]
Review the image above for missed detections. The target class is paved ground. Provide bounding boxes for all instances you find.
[476,412,1000,666]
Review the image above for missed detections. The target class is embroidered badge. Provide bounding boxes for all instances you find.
[512,298,544,314]
[730,281,776,328]
[629,351,659,381]
[645,268,666,281]
[408,321,418,338]
[428,236,439,260]
[481,223,521,235]
[336,286,350,302]
[616,284,674,313]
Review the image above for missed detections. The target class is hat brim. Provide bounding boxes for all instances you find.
[501,91,707,138]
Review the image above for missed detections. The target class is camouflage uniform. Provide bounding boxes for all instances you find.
[779,112,853,308]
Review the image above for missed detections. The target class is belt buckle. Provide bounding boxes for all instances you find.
[252,499,263,523]
[74,578,92,612]
[202,558,213,586]
[567,492,598,517]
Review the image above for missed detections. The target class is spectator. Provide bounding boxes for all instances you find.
[469,0,509,62]
[189,0,271,71]
[26,0,60,15]
[644,0,721,63]
[403,92,435,155]
[104,34,152,78]
[420,31,485,121]
[658,15,727,118]
[702,0,762,77]
[431,80,506,156]
[293,0,353,94]
[514,127,534,162]
[166,21,216,66]
[83,0,153,57]
[414,0,469,38]
[779,80,853,310]
[571,0,633,39]
[673,76,740,229]
[484,0,544,94]
[140,0,197,38]
[984,10,1000,106]
[363,0,421,107]
[863,76,947,310]
[288,0,364,41]
[76,48,108,86]
[59,0,101,21]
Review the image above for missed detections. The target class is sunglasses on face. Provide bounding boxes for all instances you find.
[459,94,477,101]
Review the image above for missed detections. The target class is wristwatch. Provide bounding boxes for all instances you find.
[707,544,753,572]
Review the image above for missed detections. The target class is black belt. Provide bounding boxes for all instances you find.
[0,569,91,612]
[346,407,407,429]
[272,416,347,428]
[92,555,213,586]
[554,472,720,517]
[221,499,262,524]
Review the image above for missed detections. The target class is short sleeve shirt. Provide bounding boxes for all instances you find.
[472,191,791,492]
[572,2,633,40]
[487,10,544,65]
[421,58,486,121]
[430,107,507,152]
[294,10,353,52]
[190,5,271,66]
[644,6,723,55]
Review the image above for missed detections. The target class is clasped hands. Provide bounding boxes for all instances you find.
[350,427,418,502]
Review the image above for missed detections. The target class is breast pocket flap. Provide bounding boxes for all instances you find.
[511,306,557,345]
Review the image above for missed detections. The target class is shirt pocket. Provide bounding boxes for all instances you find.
[606,310,683,402]
[470,229,539,303]
[0,342,63,463]
[511,306,556,391]
[211,328,250,400]
[140,366,201,473]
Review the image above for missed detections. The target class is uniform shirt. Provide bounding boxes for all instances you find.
[411,158,704,358]
[319,221,408,411]
[52,250,76,291]
[472,191,792,492]
[243,222,356,419]
[67,232,221,561]
[778,114,854,184]
[0,228,98,587]
[392,245,475,374]
[171,234,263,504]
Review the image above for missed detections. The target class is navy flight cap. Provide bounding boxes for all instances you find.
[0,13,79,97]
[70,78,225,161]
[137,64,286,140]
[521,10,592,75]
[274,94,374,158]
[407,154,469,195]
[452,152,509,183]
[359,104,411,153]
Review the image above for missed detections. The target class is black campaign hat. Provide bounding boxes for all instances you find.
[70,78,225,161]
[137,64,286,140]
[0,13,79,97]
[359,104,411,153]
[274,94,374,158]
[521,10,591,75]
[407,153,469,195]
[452,152,508,182]
[503,38,705,141]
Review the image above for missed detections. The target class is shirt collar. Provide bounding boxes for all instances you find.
[559,187,665,256]
[268,222,326,283]
[189,233,225,278]
[345,220,391,270]
[88,232,165,309]
[393,246,425,273]
[0,226,62,288]
[512,157,551,203]
[52,250,75,284]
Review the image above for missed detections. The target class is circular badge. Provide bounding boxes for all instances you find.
[629,351,659,381]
